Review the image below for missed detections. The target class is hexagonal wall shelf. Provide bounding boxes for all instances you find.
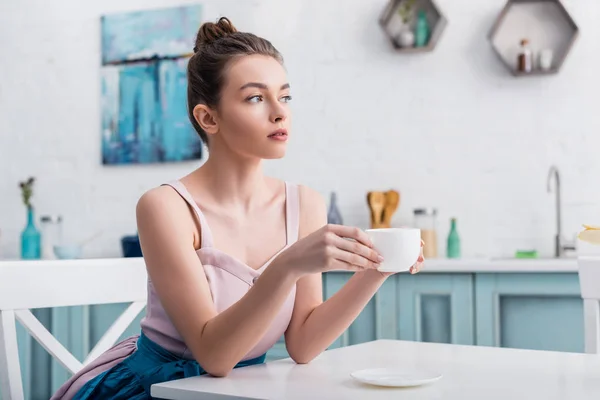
[489,0,579,77]
[379,0,447,53]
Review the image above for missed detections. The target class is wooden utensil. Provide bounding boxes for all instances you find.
[381,190,400,228]
[367,191,386,228]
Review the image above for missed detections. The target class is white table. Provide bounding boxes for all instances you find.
[151,339,600,399]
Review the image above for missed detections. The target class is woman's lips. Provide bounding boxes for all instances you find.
[268,129,288,141]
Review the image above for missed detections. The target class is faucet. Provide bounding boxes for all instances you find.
[547,165,575,258]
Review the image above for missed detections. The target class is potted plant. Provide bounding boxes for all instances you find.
[19,176,41,259]
[396,0,417,47]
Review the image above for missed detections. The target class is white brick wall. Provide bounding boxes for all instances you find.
[1,0,599,260]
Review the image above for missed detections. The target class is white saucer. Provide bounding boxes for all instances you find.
[350,368,442,388]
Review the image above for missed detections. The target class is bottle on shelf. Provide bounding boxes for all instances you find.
[446,217,461,259]
[517,39,533,73]
[414,10,430,47]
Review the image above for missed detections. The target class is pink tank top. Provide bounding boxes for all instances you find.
[140,180,298,361]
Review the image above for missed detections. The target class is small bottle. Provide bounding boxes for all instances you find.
[327,192,343,225]
[414,10,430,47]
[446,218,461,259]
[517,39,532,73]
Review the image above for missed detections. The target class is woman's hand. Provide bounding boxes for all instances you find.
[272,224,384,277]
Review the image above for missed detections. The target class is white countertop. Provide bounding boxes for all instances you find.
[413,257,579,273]
[151,339,600,400]
[0,256,582,273]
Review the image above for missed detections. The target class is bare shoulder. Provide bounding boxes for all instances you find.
[136,185,187,219]
[297,184,327,238]
[297,184,326,212]
[136,185,196,237]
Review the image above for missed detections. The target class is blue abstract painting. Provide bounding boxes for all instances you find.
[101,5,204,165]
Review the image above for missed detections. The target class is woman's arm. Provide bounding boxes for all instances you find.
[136,186,301,377]
[284,187,387,363]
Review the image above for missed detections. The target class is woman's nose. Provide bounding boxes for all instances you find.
[271,102,288,123]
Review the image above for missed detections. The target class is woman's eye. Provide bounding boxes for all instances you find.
[280,95,292,103]
[247,95,263,103]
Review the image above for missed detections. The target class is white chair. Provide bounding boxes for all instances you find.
[578,256,600,354]
[0,258,147,400]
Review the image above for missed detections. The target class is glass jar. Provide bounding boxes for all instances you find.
[40,215,63,259]
[413,208,438,258]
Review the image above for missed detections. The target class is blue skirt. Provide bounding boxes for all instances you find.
[73,333,266,400]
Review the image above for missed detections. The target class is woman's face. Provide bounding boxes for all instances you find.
[212,54,292,159]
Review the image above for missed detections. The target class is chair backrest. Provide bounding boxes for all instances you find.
[0,258,148,400]
[578,256,600,355]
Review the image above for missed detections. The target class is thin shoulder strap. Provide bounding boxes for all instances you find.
[285,182,300,244]
[162,180,214,248]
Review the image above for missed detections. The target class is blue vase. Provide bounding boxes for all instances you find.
[327,192,344,225]
[21,207,41,259]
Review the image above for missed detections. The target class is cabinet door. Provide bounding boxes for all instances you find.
[322,272,475,348]
[395,273,474,345]
[475,273,584,353]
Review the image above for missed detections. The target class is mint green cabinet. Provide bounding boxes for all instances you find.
[396,273,474,345]
[321,272,475,348]
[474,273,584,353]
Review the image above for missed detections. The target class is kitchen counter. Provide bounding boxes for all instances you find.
[0,255,580,273]
[412,257,578,273]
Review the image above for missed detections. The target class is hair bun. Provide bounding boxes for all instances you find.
[194,17,238,52]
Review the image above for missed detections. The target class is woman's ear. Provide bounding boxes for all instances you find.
[193,104,219,136]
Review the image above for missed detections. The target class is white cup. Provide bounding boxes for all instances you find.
[366,228,422,273]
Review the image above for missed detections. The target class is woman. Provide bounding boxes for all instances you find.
[51,17,424,400]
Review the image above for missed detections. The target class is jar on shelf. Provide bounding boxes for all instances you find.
[413,208,438,258]
[40,215,63,259]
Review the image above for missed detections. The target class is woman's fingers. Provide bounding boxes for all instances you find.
[327,257,371,272]
[326,224,381,269]
[410,263,422,274]
[410,246,425,274]
[334,235,383,265]
[331,245,380,270]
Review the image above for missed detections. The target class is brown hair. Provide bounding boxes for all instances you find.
[187,17,283,144]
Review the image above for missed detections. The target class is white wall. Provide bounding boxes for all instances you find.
[1,0,599,260]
